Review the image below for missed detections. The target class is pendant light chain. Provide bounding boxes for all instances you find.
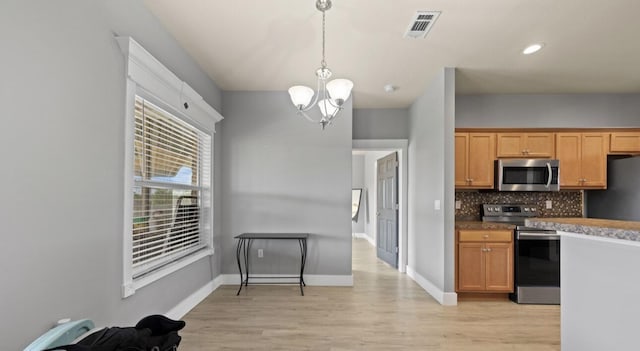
[321,9,327,69]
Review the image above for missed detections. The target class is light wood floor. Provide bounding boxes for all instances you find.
[180,238,560,350]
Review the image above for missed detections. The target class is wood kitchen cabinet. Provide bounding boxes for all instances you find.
[496,133,555,158]
[610,132,640,154]
[455,133,495,189]
[556,132,608,189]
[456,229,513,293]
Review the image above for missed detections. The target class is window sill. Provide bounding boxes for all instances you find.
[122,248,214,298]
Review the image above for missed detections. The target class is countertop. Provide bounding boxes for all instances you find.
[455,221,516,230]
[526,217,640,242]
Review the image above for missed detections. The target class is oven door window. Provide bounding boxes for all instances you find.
[516,238,560,286]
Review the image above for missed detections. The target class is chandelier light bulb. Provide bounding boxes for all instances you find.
[318,99,339,117]
[327,79,354,105]
[288,86,314,109]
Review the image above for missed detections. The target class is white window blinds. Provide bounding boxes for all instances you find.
[132,96,212,277]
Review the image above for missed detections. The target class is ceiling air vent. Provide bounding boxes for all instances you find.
[404,11,440,39]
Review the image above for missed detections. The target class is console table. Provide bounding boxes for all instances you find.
[234,233,309,296]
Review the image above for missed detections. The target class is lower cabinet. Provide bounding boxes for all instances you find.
[456,229,513,293]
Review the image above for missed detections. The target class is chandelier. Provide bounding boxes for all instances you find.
[287,0,354,130]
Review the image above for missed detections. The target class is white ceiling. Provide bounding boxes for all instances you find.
[144,0,640,108]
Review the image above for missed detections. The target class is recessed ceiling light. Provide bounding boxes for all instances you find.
[523,43,544,55]
[384,84,397,93]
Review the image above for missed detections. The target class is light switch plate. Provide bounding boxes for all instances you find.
[455,200,461,209]
[434,200,441,210]
[546,200,553,209]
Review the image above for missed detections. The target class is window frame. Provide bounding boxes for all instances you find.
[118,37,222,298]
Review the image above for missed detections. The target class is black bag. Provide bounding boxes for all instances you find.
[43,315,184,351]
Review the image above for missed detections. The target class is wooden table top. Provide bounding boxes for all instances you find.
[235,233,310,239]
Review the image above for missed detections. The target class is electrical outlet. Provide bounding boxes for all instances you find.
[455,200,461,209]
[434,200,441,210]
[545,200,553,209]
[258,249,264,258]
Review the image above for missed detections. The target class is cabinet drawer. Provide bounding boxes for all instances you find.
[459,230,512,242]
[610,132,640,153]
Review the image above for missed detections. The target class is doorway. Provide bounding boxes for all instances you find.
[352,139,408,272]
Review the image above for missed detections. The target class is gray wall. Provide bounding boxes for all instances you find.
[0,1,223,349]
[353,108,409,139]
[456,94,640,127]
[220,91,353,276]
[352,154,365,233]
[408,68,457,295]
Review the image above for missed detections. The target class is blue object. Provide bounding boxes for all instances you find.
[24,319,95,351]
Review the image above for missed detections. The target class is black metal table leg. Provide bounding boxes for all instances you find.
[298,238,308,295]
[235,238,244,295]
[245,239,252,288]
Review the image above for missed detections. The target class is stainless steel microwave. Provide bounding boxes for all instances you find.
[496,159,560,191]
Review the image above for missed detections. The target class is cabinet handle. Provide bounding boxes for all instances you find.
[486,248,492,252]
[483,235,489,238]
[481,248,487,252]
[469,178,474,183]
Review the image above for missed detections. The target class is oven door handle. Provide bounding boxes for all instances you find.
[518,232,560,240]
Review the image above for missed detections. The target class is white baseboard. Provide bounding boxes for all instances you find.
[354,233,375,247]
[406,266,457,306]
[165,275,224,319]
[220,274,353,286]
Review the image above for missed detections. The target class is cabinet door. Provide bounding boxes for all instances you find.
[581,133,608,188]
[455,133,469,187]
[467,133,495,188]
[556,133,582,187]
[457,243,485,291]
[496,133,525,157]
[525,133,555,158]
[484,243,513,292]
[610,132,640,153]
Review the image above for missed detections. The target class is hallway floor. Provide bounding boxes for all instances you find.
[180,238,560,350]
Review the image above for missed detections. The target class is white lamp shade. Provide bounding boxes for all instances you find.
[288,85,314,108]
[326,79,353,103]
[318,99,339,117]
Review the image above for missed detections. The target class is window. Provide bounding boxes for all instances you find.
[118,36,222,297]
[131,96,212,278]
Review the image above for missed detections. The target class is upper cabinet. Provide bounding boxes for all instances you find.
[556,133,608,189]
[455,128,639,191]
[496,133,555,158]
[455,133,495,189]
[610,132,640,154]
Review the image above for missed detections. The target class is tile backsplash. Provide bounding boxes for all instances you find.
[455,191,583,220]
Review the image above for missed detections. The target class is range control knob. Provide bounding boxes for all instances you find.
[524,207,530,212]
[494,207,500,212]
[487,207,493,212]
[531,208,537,212]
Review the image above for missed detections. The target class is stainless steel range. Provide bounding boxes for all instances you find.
[482,204,560,305]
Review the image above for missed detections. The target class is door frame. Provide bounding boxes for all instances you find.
[353,139,408,273]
